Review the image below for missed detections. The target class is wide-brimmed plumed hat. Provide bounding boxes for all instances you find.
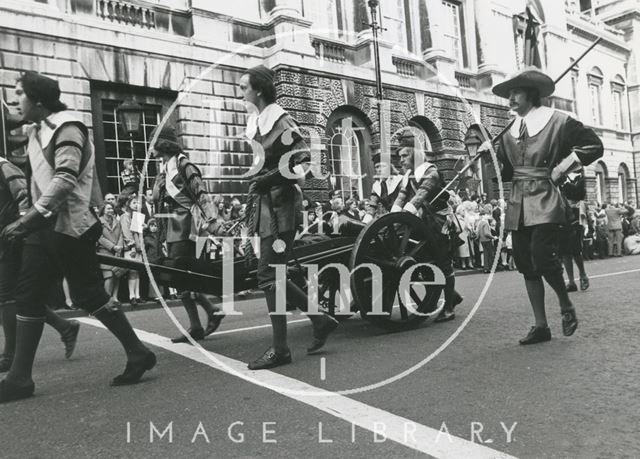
[492,67,555,99]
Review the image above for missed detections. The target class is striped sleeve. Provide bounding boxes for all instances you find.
[0,162,29,214]
[34,124,84,217]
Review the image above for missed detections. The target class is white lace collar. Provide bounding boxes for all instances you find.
[510,106,555,138]
[245,103,287,140]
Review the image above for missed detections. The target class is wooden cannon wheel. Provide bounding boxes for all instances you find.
[349,212,445,332]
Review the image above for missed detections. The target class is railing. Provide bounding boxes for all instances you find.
[96,0,156,29]
[454,71,474,89]
[392,56,417,78]
[311,37,347,63]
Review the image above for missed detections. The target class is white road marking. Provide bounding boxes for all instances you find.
[576,267,640,280]
[212,318,308,336]
[320,357,326,381]
[77,318,518,459]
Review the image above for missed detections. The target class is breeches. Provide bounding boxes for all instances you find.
[512,224,562,279]
[14,228,109,317]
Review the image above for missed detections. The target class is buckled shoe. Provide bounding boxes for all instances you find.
[248,347,292,370]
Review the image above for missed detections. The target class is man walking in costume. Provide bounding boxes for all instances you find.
[239,65,338,370]
[0,113,80,371]
[482,67,603,344]
[0,71,156,403]
[151,125,225,343]
[391,146,463,322]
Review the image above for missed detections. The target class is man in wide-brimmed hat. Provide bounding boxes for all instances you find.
[480,67,603,345]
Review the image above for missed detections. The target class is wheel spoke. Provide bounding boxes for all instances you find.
[382,278,397,314]
[398,296,409,320]
[409,288,424,313]
[398,225,412,254]
[409,240,427,257]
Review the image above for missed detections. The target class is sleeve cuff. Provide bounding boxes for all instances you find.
[34,203,53,218]
[403,202,418,215]
[390,205,402,213]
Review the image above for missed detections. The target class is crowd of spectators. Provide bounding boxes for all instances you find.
[95,159,640,306]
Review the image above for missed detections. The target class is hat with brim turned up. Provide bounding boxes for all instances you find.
[492,67,555,99]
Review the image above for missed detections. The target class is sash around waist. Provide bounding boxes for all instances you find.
[512,166,551,181]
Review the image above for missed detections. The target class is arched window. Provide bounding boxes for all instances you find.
[588,67,603,125]
[594,161,607,205]
[618,163,629,203]
[569,58,580,115]
[611,74,626,131]
[326,108,371,201]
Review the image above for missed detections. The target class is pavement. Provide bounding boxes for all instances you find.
[1,255,639,458]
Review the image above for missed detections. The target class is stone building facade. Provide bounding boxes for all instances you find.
[1,0,638,206]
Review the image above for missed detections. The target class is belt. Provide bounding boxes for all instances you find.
[511,166,551,181]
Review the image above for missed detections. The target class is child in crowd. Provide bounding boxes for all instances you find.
[143,219,163,302]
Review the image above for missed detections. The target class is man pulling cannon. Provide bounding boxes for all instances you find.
[391,146,463,322]
[150,126,226,343]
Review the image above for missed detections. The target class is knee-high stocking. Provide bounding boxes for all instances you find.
[264,288,288,353]
[5,315,45,386]
[524,278,548,327]
[542,270,574,314]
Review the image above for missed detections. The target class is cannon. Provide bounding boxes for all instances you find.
[97,212,446,332]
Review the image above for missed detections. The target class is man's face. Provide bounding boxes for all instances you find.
[239,74,260,111]
[399,149,413,172]
[508,88,533,116]
[14,82,39,122]
[374,162,390,178]
[104,204,114,217]
[105,194,116,206]
[145,189,153,203]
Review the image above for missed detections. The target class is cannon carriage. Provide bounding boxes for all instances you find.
[97,212,446,332]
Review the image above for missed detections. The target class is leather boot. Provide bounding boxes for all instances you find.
[0,315,44,403]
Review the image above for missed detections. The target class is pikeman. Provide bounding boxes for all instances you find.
[0,71,156,403]
[481,67,603,344]
[150,125,226,344]
[391,146,463,322]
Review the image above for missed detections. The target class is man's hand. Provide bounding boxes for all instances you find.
[550,166,564,185]
[0,208,48,241]
[207,219,226,236]
[478,140,492,155]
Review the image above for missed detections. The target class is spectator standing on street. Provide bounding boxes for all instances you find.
[604,202,628,257]
[98,202,124,304]
[120,195,142,306]
[477,208,496,273]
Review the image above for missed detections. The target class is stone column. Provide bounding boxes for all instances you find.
[421,0,456,82]
[268,0,302,18]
